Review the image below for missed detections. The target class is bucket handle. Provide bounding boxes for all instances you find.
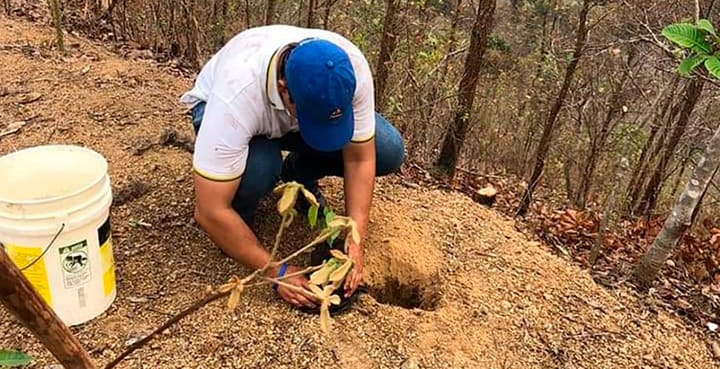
[0,223,65,271]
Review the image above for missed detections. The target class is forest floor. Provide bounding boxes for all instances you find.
[0,17,717,369]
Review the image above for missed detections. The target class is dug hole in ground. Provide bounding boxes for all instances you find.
[0,16,716,369]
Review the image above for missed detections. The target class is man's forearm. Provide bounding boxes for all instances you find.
[196,207,277,274]
[343,159,375,239]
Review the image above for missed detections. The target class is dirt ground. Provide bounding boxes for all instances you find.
[0,17,717,369]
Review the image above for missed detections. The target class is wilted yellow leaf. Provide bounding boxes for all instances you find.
[349,219,361,245]
[308,283,324,296]
[329,260,353,282]
[227,287,241,310]
[277,185,300,214]
[320,305,331,333]
[329,249,349,261]
[301,188,319,208]
[328,295,341,305]
[327,217,348,229]
[309,263,335,285]
[273,182,289,194]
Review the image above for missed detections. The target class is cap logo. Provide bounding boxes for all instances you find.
[330,108,343,119]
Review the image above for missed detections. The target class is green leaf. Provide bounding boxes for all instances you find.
[308,205,319,229]
[324,209,335,227]
[704,56,720,79]
[662,23,711,53]
[678,54,708,75]
[0,350,32,367]
[328,228,341,246]
[697,19,717,37]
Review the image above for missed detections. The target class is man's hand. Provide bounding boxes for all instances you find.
[272,265,318,309]
[344,240,364,297]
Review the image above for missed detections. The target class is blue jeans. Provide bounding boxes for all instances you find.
[190,102,405,222]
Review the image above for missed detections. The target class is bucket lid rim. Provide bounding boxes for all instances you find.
[0,144,109,205]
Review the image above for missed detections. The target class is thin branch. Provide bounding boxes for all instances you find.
[104,290,230,369]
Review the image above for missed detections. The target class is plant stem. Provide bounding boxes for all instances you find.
[261,276,319,299]
[277,264,324,280]
[241,212,293,284]
[105,290,230,369]
[274,231,333,266]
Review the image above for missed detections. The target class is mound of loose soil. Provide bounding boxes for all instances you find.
[0,17,716,368]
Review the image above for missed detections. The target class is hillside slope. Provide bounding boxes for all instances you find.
[0,17,715,368]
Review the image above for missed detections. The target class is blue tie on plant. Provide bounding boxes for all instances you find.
[662,19,720,79]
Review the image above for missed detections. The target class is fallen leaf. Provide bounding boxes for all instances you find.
[17,92,42,104]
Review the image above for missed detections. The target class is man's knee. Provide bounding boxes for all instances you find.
[374,113,405,176]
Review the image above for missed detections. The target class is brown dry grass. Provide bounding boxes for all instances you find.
[0,16,716,369]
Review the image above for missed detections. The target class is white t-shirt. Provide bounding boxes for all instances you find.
[180,25,376,181]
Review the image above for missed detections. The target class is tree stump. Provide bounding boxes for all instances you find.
[473,185,497,207]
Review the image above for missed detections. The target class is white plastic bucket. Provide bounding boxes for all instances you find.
[0,145,116,326]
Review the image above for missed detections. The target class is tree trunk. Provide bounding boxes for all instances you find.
[574,54,632,208]
[374,0,400,111]
[322,0,337,29]
[633,125,720,286]
[5,0,12,15]
[516,0,591,216]
[669,149,691,199]
[626,78,679,213]
[434,0,496,177]
[48,0,65,53]
[590,157,629,266]
[0,248,96,368]
[636,79,703,217]
[213,0,228,49]
[306,0,316,27]
[265,0,276,25]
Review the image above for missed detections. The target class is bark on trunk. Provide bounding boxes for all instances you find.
[322,0,337,29]
[636,79,704,217]
[265,0,276,25]
[306,0,316,27]
[48,0,65,52]
[213,0,228,49]
[590,158,629,266]
[634,125,720,286]
[516,0,591,216]
[574,55,632,208]
[374,0,400,111]
[626,78,679,213]
[434,0,496,177]
[0,247,96,368]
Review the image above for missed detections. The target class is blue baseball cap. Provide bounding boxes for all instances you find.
[285,38,356,152]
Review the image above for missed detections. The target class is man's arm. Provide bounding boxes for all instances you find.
[342,139,376,296]
[193,175,317,307]
[193,176,271,270]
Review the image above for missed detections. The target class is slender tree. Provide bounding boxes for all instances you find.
[634,126,720,285]
[374,0,400,111]
[635,79,704,216]
[435,0,497,177]
[306,0,316,27]
[0,248,96,368]
[265,0,276,25]
[516,0,592,216]
[48,0,65,52]
[574,52,634,207]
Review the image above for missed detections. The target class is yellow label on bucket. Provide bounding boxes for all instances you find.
[100,237,115,296]
[6,245,52,305]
